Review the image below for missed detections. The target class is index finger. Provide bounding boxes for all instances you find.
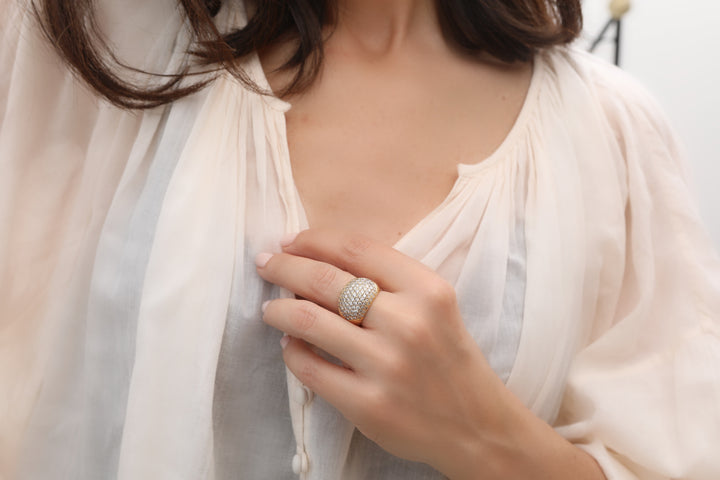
[280,229,437,293]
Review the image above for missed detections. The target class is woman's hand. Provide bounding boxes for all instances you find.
[255,229,605,480]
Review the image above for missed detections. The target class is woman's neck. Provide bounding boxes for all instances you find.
[333,0,442,55]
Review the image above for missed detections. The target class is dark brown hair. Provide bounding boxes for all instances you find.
[33,0,582,109]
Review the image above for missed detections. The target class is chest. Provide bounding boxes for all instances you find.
[276,55,532,246]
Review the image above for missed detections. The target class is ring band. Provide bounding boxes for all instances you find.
[337,278,380,325]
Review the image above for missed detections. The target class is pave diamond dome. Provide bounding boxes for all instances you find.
[337,278,380,325]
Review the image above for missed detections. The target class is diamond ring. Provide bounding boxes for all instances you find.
[337,278,380,325]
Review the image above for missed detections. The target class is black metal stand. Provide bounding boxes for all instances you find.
[589,18,623,66]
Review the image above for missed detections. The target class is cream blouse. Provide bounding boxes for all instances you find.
[1,1,719,479]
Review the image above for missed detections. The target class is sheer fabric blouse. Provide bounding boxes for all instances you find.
[1,1,719,479]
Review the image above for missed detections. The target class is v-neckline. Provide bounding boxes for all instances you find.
[248,50,544,250]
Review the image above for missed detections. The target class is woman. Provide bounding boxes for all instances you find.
[1,0,718,478]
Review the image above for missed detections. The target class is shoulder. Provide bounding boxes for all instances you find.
[534,47,692,204]
[537,46,675,143]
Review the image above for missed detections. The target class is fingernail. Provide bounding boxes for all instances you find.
[280,232,298,247]
[261,300,270,313]
[255,252,273,268]
[280,335,290,349]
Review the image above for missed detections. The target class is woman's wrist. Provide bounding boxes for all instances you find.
[444,390,607,480]
[496,413,607,480]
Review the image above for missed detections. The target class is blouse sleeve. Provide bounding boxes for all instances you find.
[0,0,189,473]
[554,57,720,479]
[0,0,104,327]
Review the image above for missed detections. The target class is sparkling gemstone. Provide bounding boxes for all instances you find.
[338,278,379,323]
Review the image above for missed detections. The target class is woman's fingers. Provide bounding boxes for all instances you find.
[280,229,437,293]
[263,298,371,368]
[257,230,459,334]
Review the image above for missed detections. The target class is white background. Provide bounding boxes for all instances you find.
[579,0,720,248]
